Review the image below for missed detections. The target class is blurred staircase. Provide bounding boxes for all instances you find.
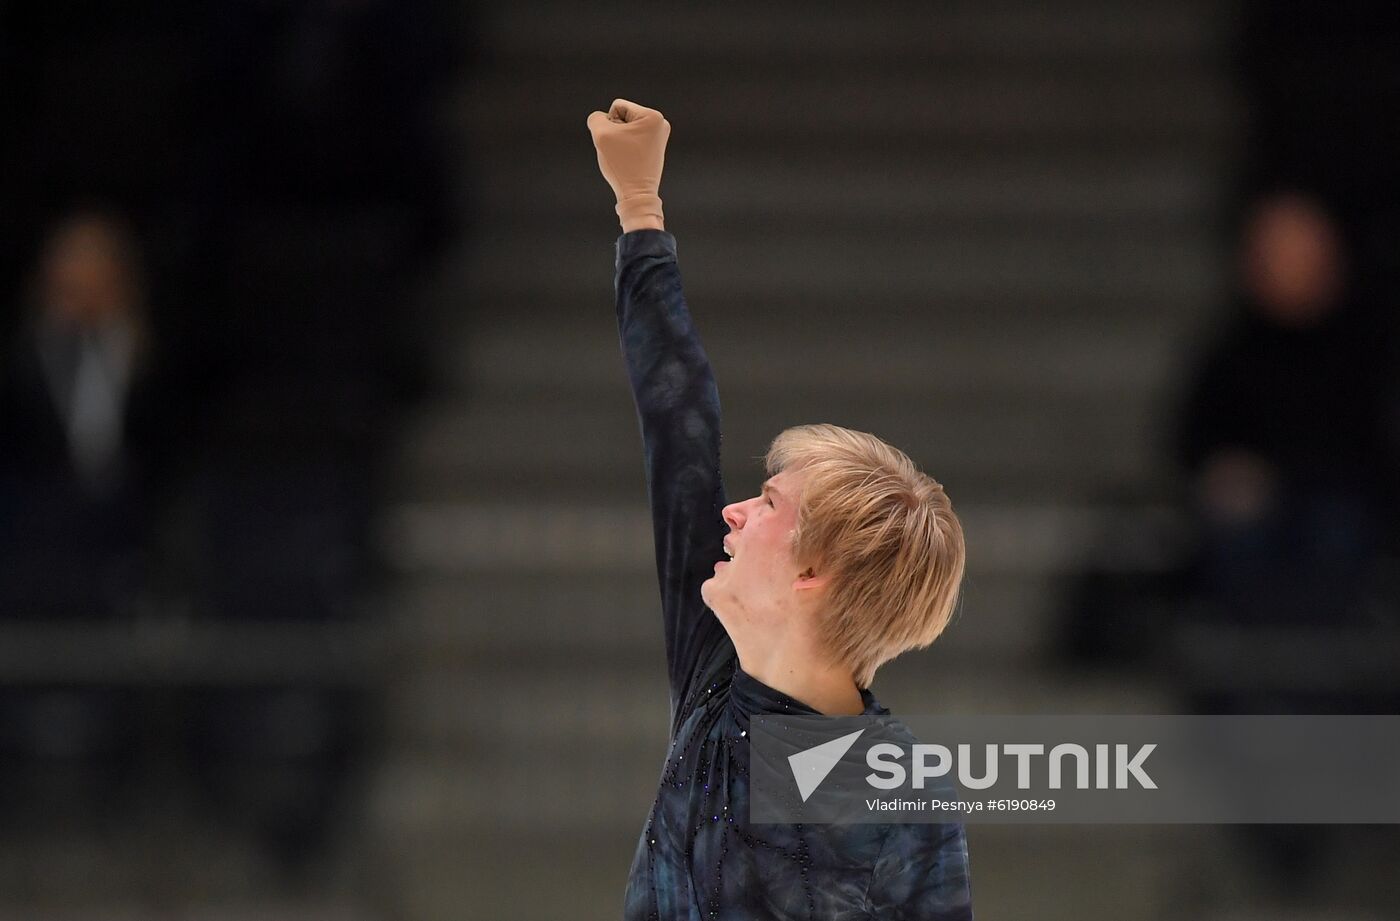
[370,3,1241,919]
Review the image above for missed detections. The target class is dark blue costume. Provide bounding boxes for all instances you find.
[614,230,974,920]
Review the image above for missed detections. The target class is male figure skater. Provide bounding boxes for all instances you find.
[589,98,973,920]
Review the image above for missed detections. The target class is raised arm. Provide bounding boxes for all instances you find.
[588,100,735,732]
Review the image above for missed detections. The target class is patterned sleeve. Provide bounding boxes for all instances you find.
[614,230,735,734]
[865,822,974,920]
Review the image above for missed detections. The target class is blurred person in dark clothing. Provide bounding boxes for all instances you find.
[0,212,174,827]
[1176,191,1394,628]
[0,211,177,619]
[1172,190,1400,905]
[2,0,458,621]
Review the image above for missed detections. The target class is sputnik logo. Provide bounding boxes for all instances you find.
[788,729,865,802]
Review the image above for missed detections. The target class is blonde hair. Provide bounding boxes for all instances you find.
[765,424,965,688]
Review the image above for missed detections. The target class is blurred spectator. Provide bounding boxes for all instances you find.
[0,211,173,619]
[2,1,456,622]
[0,212,165,829]
[1059,192,1397,671]
[1169,190,1400,904]
[1175,191,1394,627]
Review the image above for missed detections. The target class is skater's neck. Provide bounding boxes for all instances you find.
[734,640,864,716]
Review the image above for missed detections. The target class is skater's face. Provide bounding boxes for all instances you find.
[702,468,826,626]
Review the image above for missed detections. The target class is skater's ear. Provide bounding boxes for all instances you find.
[792,567,829,596]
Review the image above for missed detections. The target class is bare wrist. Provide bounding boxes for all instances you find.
[617,194,665,233]
[622,216,666,232]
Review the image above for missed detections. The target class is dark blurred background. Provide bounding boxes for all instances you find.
[1,2,1398,919]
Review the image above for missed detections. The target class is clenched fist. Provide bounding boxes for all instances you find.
[587,98,670,233]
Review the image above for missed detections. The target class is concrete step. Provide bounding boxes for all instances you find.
[445,284,1214,340]
[0,903,379,921]
[388,395,1169,504]
[386,450,1176,507]
[369,744,665,836]
[483,0,1225,66]
[964,825,1235,921]
[447,223,1223,309]
[469,148,1226,228]
[446,310,1195,400]
[455,68,1233,152]
[0,801,373,911]
[374,827,641,921]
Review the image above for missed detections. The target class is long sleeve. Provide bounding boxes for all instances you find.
[614,230,735,736]
[864,822,974,920]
